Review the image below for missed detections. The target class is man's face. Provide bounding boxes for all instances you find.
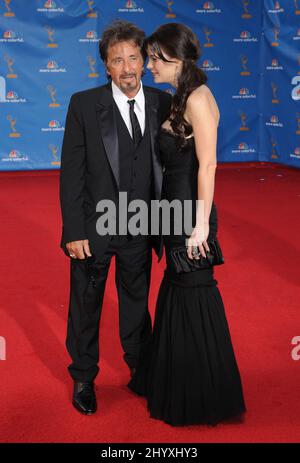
[106,40,144,97]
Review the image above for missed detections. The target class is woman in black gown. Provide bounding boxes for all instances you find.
[128,23,246,426]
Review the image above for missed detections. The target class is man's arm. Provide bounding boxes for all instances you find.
[60,93,91,258]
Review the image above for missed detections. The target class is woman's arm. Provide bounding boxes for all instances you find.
[185,85,220,258]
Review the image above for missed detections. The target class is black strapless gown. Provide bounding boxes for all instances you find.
[128,129,246,426]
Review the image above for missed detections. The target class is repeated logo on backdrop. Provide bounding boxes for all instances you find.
[3,0,14,17]
[44,26,58,48]
[0,0,299,169]
[37,1,64,14]
[118,1,144,14]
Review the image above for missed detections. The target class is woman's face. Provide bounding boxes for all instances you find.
[146,45,182,86]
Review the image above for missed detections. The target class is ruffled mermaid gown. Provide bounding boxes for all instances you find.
[128,128,246,426]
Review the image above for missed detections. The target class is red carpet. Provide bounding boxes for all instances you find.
[1,163,300,443]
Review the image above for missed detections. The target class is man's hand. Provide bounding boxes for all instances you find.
[66,239,92,260]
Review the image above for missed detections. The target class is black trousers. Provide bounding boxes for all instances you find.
[66,235,152,382]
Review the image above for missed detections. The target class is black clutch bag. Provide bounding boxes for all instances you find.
[169,238,224,273]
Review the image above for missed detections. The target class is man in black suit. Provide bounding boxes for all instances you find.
[60,20,171,415]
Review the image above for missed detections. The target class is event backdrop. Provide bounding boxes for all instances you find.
[0,0,299,170]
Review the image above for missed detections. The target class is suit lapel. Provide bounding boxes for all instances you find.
[144,88,163,200]
[95,83,120,190]
[95,83,163,198]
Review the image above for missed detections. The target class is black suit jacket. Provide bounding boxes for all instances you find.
[59,82,172,260]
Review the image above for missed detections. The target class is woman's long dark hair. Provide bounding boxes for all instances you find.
[145,23,207,150]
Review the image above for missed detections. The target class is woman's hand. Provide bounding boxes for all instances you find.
[186,223,210,260]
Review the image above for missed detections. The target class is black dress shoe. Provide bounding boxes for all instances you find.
[72,381,97,415]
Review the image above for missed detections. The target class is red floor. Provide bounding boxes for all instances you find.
[0,163,300,443]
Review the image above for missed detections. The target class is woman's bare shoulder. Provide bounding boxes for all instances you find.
[186,85,220,122]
